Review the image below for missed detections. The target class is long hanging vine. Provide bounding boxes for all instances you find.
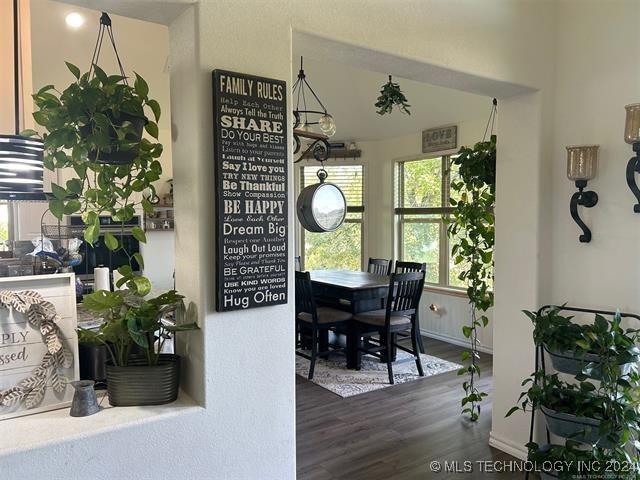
[448,99,497,421]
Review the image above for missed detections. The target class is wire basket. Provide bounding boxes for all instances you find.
[41,224,84,240]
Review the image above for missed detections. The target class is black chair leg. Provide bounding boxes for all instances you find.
[309,328,318,380]
[386,332,394,384]
[412,326,424,377]
[417,331,426,354]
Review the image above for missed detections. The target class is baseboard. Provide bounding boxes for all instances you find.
[489,431,528,460]
[421,329,493,354]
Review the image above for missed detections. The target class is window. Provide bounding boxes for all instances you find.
[0,203,9,250]
[300,165,364,270]
[395,156,464,288]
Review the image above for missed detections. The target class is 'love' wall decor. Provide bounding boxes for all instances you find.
[212,70,288,312]
[0,274,79,420]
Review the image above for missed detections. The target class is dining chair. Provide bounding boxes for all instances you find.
[352,271,426,384]
[295,271,352,379]
[294,256,302,271]
[394,261,426,273]
[367,258,392,276]
[393,261,427,353]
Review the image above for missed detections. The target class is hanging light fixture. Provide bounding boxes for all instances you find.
[292,56,335,163]
[0,0,45,200]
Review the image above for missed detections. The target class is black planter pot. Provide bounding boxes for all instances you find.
[78,342,109,383]
[79,112,147,165]
[106,354,180,406]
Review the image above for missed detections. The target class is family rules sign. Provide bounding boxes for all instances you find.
[213,70,288,312]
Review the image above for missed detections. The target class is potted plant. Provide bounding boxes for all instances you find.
[22,62,163,249]
[79,289,198,406]
[508,370,640,450]
[524,307,640,379]
[526,442,626,480]
[77,328,109,386]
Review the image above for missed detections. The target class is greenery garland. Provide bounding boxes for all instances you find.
[375,75,411,115]
[447,134,496,421]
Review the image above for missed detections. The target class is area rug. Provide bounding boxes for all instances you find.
[295,350,461,398]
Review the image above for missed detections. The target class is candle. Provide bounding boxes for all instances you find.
[625,103,640,144]
[566,145,599,182]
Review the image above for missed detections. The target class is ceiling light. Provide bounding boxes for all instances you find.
[65,12,84,29]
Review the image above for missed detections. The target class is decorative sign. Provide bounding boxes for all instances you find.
[0,274,79,420]
[422,125,458,154]
[212,70,288,312]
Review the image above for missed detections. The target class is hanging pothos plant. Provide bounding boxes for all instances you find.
[375,75,411,115]
[448,133,496,422]
[22,62,163,295]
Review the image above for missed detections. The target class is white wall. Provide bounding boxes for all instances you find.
[0,1,560,478]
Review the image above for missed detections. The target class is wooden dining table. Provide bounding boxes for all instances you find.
[309,269,392,369]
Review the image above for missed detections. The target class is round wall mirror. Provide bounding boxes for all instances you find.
[297,170,347,232]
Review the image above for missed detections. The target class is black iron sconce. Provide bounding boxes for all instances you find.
[566,145,599,243]
[624,103,640,212]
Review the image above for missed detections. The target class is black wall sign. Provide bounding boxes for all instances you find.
[212,70,288,312]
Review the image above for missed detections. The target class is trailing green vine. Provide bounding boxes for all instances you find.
[448,134,496,421]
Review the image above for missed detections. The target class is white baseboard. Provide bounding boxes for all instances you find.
[489,431,528,460]
[421,329,493,354]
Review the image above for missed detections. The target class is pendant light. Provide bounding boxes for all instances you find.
[292,57,335,163]
[0,0,45,200]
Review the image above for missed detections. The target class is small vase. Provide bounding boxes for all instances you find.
[70,380,100,417]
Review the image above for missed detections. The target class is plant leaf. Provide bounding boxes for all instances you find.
[132,226,147,243]
[104,232,119,251]
[65,61,80,79]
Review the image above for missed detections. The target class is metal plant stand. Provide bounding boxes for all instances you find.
[524,305,640,480]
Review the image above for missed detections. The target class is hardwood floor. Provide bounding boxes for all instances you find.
[296,337,522,479]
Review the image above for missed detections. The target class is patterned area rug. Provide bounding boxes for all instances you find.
[295,350,461,398]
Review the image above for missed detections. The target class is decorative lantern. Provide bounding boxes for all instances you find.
[566,145,599,243]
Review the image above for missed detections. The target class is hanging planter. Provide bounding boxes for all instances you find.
[375,75,411,115]
[297,168,346,232]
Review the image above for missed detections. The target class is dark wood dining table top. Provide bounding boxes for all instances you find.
[308,269,390,290]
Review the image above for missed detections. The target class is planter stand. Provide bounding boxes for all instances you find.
[524,305,640,480]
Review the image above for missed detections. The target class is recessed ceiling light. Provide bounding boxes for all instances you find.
[65,12,84,29]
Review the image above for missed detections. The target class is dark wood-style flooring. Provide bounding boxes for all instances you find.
[296,337,521,479]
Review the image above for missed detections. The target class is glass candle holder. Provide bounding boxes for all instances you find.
[566,145,599,182]
[625,103,640,144]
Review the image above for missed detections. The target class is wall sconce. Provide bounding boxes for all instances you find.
[567,145,599,243]
[624,103,640,212]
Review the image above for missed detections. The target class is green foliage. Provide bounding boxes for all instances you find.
[509,311,640,471]
[375,76,410,115]
[447,135,496,421]
[523,308,640,367]
[526,442,629,480]
[82,289,198,366]
[28,63,163,247]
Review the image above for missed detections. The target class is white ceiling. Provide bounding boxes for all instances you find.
[292,55,492,142]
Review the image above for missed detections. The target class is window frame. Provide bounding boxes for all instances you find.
[298,163,366,271]
[395,155,462,290]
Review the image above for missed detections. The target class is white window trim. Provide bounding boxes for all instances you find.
[295,159,368,271]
